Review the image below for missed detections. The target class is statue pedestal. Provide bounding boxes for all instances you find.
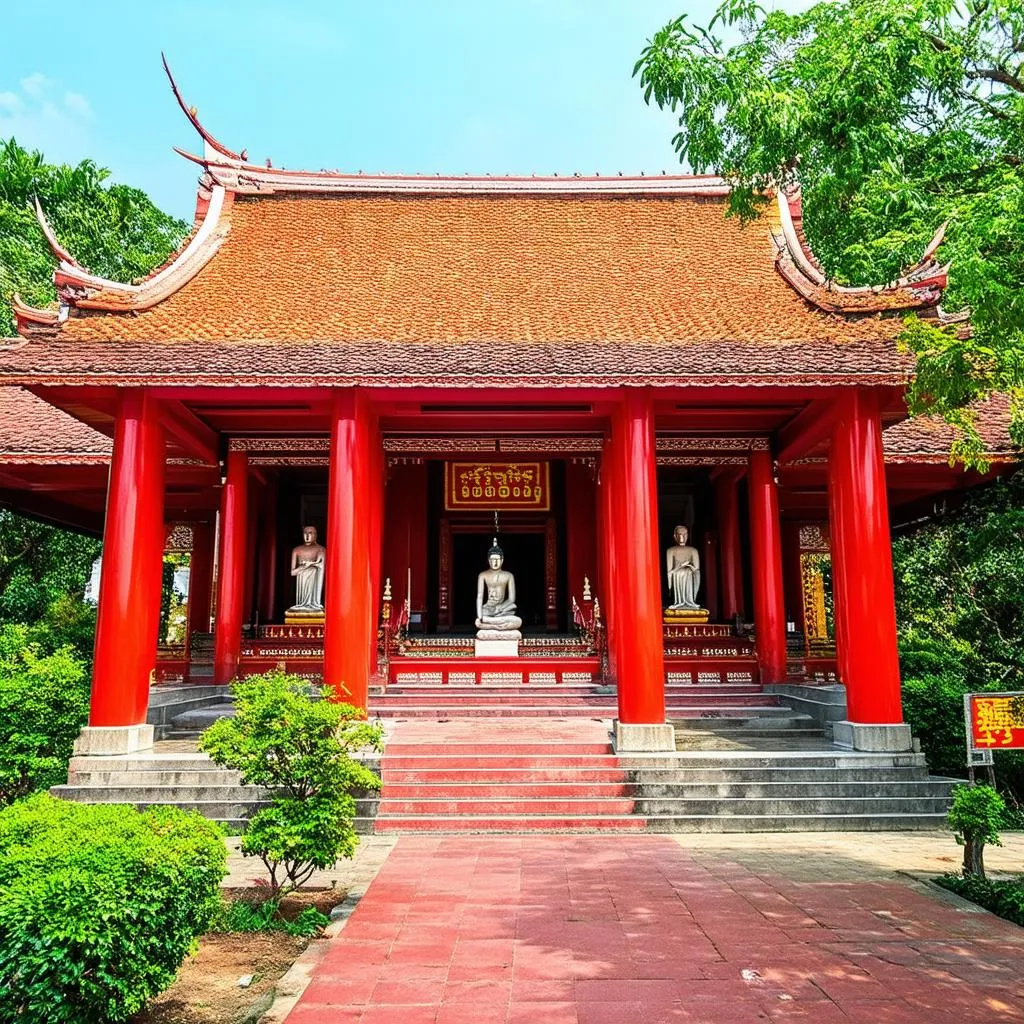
[663,607,710,625]
[475,637,521,658]
[285,609,325,626]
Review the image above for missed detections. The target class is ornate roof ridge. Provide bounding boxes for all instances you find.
[15,185,233,335]
[771,188,948,316]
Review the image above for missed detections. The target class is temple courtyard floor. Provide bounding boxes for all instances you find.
[245,830,1024,1024]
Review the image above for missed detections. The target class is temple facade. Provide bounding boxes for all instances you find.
[0,80,1014,756]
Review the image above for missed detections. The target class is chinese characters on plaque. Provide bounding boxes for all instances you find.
[444,462,550,511]
[967,692,1024,749]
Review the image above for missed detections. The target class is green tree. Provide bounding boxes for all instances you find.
[636,0,1024,462]
[0,137,187,334]
[0,509,99,644]
[199,672,383,900]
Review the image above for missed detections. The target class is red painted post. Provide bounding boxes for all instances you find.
[830,390,903,723]
[187,519,215,665]
[214,451,249,684]
[715,474,744,620]
[748,449,787,683]
[598,429,620,683]
[90,390,166,727]
[367,424,385,677]
[610,390,666,724]
[324,390,374,710]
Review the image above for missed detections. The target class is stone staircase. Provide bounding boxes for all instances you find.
[374,738,646,833]
[621,754,956,831]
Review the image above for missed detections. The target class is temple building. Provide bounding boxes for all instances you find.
[0,79,1014,763]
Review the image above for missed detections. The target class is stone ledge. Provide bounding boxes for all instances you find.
[833,720,913,753]
[612,721,676,753]
[73,724,154,757]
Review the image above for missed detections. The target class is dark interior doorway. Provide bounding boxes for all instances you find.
[451,532,547,633]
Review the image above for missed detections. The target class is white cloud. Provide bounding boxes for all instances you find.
[20,73,48,99]
[63,92,93,118]
[0,73,94,160]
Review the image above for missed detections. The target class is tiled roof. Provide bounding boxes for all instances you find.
[0,337,913,388]
[0,388,111,462]
[49,192,910,345]
[883,394,1016,461]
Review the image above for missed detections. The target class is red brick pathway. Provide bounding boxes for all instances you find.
[285,836,1024,1023]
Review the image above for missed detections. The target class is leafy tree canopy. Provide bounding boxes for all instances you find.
[636,0,1024,463]
[0,137,188,334]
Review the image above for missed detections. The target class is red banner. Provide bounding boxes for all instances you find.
[444,462,550,511]
[968,692,1024,749]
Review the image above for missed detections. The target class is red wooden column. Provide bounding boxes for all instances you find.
[367,422,385,677]
[214,451,249,684]
[324,390,376,711]
[715,473,744,621]
[748,449,787,683]
[606,390,672,749]
[597,434,620,683]
[830,390,904,728]
[187,521,215,639]
[87,390,166,746]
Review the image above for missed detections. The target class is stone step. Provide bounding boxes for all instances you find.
[618,753,930,770]
[633,795,953,816]
[67,769,246,787]
[624,766,937,784]
[644,813,950,833]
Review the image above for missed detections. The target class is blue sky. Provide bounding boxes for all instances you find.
[4,1,741,220]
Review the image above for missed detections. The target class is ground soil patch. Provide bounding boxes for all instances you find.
[134,889,344,1024]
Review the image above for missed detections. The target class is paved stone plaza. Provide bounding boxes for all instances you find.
[257,831,1024,1023]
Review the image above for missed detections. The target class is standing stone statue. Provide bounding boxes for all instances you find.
[666,525,701,610]
[288,525,326,613]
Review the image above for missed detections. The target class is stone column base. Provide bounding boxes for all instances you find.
[612,720,676,753]
[832,720,913,752]
[72,724,155,757]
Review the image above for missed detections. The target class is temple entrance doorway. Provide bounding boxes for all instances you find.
[450,531,547,633]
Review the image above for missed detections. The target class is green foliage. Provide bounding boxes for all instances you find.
[0,509,99,634]
[0,138,187,334]
[892,472,1024,795]
[935,873,1024,926]
[636,0,1024,461]
[0,794,226,1023]
[0,625,89,805]
[948,782,1005,876]
[213,898,330,937]
[199,671,383,899]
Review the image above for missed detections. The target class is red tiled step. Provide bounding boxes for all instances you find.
[380,754,620,770]
[382,767,629,784]
[380,782,633,798]
[374,815,648,832]
[383,742,611,755]
[377,797,636,815]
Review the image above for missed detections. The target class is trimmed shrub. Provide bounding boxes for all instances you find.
[199,671,382,898]
[934,874,1024,927]
[948,783,1005,878]
[0,794,227,1023]
[0,625,89,804]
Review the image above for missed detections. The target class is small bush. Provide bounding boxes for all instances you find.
[934,874,1024,927]
[213,898,330,937]
[0,625,89,804]
[199,671,383,898]
[948,783,1005,878]
[0,794,227,1023]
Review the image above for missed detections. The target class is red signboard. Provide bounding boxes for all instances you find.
[967,692,1024,750]
[444,462,550,511]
